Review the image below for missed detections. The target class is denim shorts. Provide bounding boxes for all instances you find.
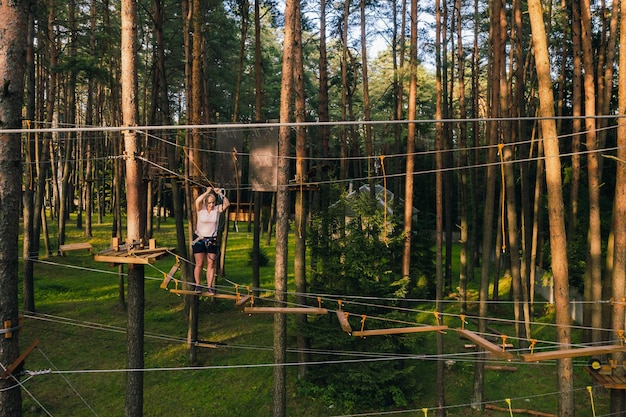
[192,234,218,254]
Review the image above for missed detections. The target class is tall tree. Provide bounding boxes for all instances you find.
[121,0,147,414]
[610,3,626,415]
[293,2,309,379]
[0,0,31,414]
[527,0,573,415]
[274,0,296,412]
[580,0,603,354]
[401,0,417,283]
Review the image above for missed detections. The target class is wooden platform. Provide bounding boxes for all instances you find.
[585,366,626,389]
[59,242,93,255]
[521,344,626,362]
[353,325,448,338]
[456,329,515,360]
[93,238,173,265]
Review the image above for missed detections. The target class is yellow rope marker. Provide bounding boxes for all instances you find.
[359,315,367,335]
[338,300,343,310]
[317,297,322,309]
[501,334,508,351]
[505,398,513,417]
[529,339,537,355]
[498,142,506,252]
[587,386,596,417]
[422,408,428,416]
[460,314,466,330]
[433,311,440,325]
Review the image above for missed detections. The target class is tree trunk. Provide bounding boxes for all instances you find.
[121,0,146,414]
[22,4,37,313]
[0,0,29,415]
[402,0,417,281]
[527,1,574,415]
[580,0,603,355]
[293,4,308,380]
[434,0,445,414]
[274,0,296,411]
[610,5,626,414]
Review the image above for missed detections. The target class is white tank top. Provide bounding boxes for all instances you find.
[196,207,219,237]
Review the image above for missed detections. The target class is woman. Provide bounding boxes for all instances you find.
[192,187,230,293]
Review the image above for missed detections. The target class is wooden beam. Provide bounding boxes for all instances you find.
[353,325,448,337]
[456,329,515,360]
[244,307,328,315]
[93,254,152,265]
[160,264,180,289]
[1,339,39,380]
[521,344,626,362]
[59,242,93,255]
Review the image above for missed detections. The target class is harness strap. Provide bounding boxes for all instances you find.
[192,232,217,246]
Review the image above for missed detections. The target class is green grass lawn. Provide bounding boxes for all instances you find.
[15,215,611,416]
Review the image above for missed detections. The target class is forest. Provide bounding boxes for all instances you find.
[1,0,626,415]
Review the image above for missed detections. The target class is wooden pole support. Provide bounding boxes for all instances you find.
[1,339,39,380]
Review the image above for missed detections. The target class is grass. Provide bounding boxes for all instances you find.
[16,214,611,416]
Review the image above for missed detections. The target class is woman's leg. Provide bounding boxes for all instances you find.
[206,252,217,291]
[194,251,205,288]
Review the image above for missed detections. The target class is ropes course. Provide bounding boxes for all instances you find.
[13,118,626,416]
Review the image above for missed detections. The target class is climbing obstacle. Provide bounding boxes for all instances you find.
[59,242,93,256]
[94,237,173,265]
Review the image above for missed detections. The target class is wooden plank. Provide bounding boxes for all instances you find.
[485,404,557,417]
[169,289,240,300]
[244,307,328,315]
[336,311,352,334]
[160,264,180,289]
[456,329,515,360]
[521,344,626,362]
[93,254,151,265]
[235,295,252,306]
[1,339,39,380]
[353,325,448,337]
[59,242,93,255]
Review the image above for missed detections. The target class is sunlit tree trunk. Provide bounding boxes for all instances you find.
[22,4,37,313]
[455,0,468,313]
[402,0,417,283]
[121,0,147,413]
[293,3,308,379]
[580,0,603,356]
[274,0,296,411]
[610,4,626,414]
[527,0,573,415]
[339,0,350,180]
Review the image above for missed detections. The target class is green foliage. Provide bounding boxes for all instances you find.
[302,186,436,412]
[248,245,269,266]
